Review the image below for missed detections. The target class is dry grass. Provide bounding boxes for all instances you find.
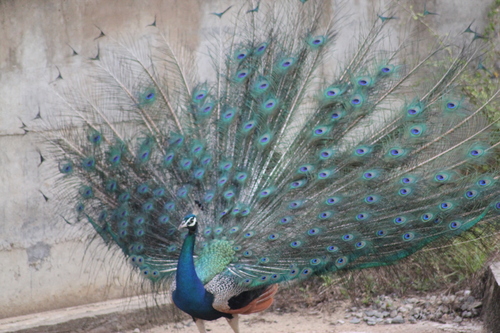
[272,229,500,312]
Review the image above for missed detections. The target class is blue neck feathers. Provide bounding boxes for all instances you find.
[172,229,230,320]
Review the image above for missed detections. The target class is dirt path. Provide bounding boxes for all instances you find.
[132,306,481,333]
[0,292,482,333]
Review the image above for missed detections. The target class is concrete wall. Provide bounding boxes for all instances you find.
[0,0,493,319]
[483,263,500,333]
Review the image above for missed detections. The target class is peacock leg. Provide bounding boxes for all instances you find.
[194,317,206,333]
[226,314,240,333]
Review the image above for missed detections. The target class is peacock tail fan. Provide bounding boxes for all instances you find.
[42,0,500,292]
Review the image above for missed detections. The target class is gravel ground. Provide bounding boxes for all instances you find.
[123,291,483,333]
[0,289,484,333]
[124,307,481,333]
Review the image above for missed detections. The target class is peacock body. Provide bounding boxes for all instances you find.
[45,1,500,332]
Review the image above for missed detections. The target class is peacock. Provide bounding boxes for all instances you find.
[43,1,500,332]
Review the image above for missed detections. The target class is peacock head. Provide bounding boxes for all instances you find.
[179,214,198,233]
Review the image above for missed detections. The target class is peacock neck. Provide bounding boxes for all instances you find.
[173,228,229,320]
[176,230,206,300]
